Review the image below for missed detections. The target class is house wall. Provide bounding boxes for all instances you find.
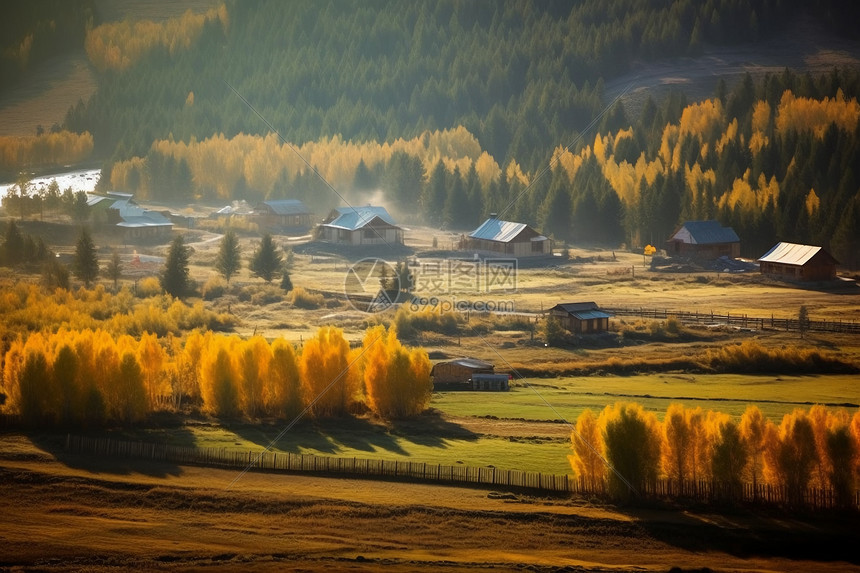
[549,309,608,334]
[760,261,836,281]
[319,225,402,245]
[669,241,740,259]
[432,363,493,385]
[468,238,550,257]
[258,213,311,229]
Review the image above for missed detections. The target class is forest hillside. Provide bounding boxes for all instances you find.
[2,0,860,264]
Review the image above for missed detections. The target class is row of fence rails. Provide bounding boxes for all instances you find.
[603,307,860,335]
[63,435,859,508]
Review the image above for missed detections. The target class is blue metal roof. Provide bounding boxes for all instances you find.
[262,199,310,216]
[469,217,544,242]
[324,206,397,231]
[671,220,739,244]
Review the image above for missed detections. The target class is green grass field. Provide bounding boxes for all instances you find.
[101,373,858,477]
[434,373,860,421]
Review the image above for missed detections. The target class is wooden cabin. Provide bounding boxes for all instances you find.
[757,242,839,282]
[463,215,551,257]
[318,205,403,246]
[547,302,611,334]
[666,220,740,259]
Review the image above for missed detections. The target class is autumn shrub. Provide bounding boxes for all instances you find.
[705,341,855,374]
[250,284,283,306]
[289,286,325,309]
[137,277,162,297]
[201,276,227,300]
[392,306,461,339]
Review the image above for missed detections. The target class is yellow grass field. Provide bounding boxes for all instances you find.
[2,435,859,572]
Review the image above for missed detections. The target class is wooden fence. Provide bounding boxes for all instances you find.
[603,307,860,335]
[64,435,859,510]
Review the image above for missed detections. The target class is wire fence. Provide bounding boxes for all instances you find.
[65,434,859,510]
[603,307,860,335]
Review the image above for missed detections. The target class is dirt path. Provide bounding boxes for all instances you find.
[605,17,860,114]
[1,437,858,572]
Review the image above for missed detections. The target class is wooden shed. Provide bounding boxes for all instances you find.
[757,242,839,282]
[666,220,740,259]
[253,199,312,231]
[430,358,494,389]
[548,302,611,334]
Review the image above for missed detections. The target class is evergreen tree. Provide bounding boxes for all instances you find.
[105,249,123,291]
[422,160,448,226]
[539,170,572,242]
[250,233,282,282]
[280,268,293,292]
[216,230,241,283]
[73,228,99,288]
[161,234,191,298]
[1,220,24,265]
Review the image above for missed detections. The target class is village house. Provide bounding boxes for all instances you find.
[757,242,839,282]
[253,199,312,231]
[463,214,552,257]
[430,358,508,391]
[666,220,740,259]
[547,302,611,334]
[87,192,173,241]
[317,205,403,246]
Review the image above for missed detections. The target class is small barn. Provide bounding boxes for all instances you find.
[430,358,494,389]
[253,199,312,231]
[666,220,740,259]
[464,215,551,257]
[548,302,611,334]
[318,205,403,246]
[757,242,839,282]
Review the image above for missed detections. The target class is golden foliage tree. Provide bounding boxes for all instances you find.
[598,402,662,500]
[299,326,353,418]
[764,409,819,506]
[267,338,302,419]
[361,325,431,419]
[568,408,605,489]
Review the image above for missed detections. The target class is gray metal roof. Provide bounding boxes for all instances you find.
[757,242,829,266]
[323,206,398,231]
[549,302,611,319]
[261,199,310,216]
[441,358,494,370]
[111,199,172,228]
[670,220,740,244]
[469,217,545,243]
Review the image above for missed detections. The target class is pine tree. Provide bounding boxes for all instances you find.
[250,233,282,282]
[105,249,122,291]
[161,234,191,298]
[216,230,241,283]
[73,228,99,288]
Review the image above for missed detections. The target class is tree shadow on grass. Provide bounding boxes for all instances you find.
[622,503,860,566]
[386,409,480,448]
[231,412,479,458]
[231,416,411,457]
[27,426,193,479]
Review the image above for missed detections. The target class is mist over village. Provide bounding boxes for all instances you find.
[1,1,860,571]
